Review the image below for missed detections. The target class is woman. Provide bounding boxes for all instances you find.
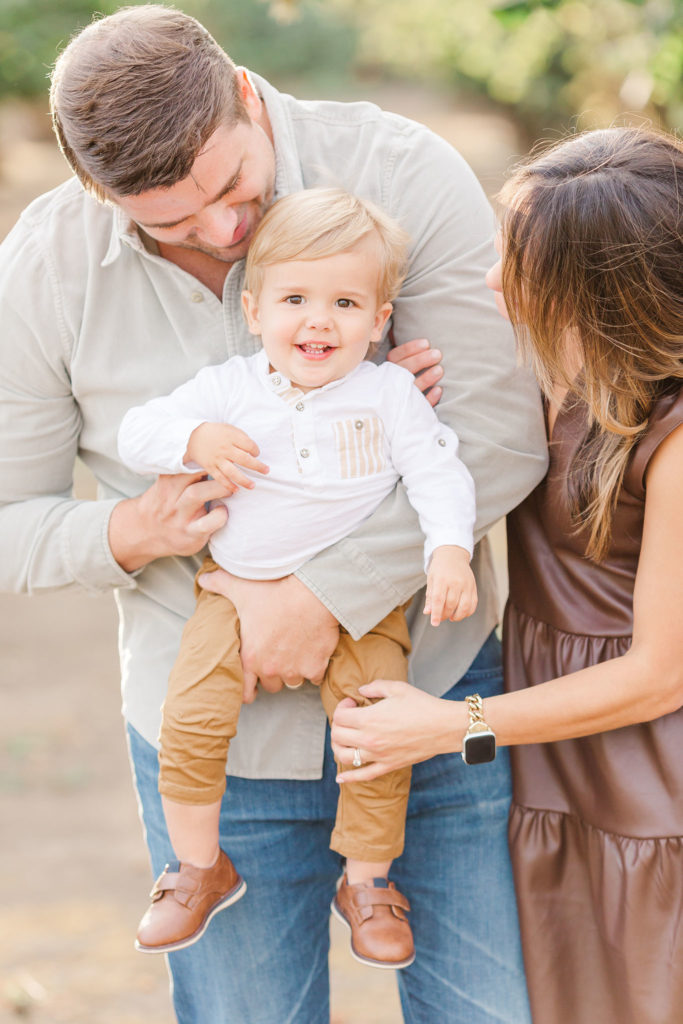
[332,126,683,1024]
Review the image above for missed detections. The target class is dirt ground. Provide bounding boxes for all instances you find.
[0,84,517,1024]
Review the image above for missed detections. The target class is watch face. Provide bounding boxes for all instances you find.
[464,731,496,765]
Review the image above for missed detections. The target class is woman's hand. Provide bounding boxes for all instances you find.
[331,679,464,782]
[387,338,443,407]
[198,569,340,701]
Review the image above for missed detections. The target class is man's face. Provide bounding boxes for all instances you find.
[113,119,276,264]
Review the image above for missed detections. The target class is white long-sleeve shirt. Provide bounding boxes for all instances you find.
[118,350,475,579]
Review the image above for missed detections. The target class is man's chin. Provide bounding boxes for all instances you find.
[181,240,251,263]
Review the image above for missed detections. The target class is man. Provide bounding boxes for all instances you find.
[0,6,546,1022]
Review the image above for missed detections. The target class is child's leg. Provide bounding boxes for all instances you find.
[161,795,221,869]
[136,561,247,953]
[319,606,412,871]
[321,607,415,968]
[158,562,244,863]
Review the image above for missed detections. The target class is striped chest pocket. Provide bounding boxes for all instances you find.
[333,416,386,478]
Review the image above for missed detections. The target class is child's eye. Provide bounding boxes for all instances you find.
[285,295,304,304]
[336,298,355,308]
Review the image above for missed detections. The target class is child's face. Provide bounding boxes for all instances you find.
[241,237,393,392]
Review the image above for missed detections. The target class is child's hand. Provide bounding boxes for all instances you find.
[424,545,478,626]
[185,422,269,492]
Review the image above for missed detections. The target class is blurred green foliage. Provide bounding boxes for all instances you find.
[0,0,680,133]
[0,0,356,99]
[330,0,682,134]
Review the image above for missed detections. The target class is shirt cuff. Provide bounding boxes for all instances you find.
[424,530,475,570]
[63,498,141,592]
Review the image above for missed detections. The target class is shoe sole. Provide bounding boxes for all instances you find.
[330,897,416,970]
[135,876,247,954]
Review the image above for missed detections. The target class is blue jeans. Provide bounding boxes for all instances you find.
[127,630,530,1023]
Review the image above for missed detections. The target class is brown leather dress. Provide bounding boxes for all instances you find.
[504,385,683,1024]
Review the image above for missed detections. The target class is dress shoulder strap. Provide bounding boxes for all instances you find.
[625,385,683,498]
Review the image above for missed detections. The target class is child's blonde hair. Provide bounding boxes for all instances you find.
[245,188,410,303]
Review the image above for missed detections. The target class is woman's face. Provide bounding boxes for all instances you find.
[484,234,511,321]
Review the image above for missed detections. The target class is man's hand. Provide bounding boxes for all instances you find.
[387,338,443,407]
[109,472,231,573]
[198,569,340,701]
[185,422,269,492]
[424,545,478,626]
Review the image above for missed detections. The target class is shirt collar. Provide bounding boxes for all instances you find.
[255,347,366,402]
[101,204,151,266]
[249,72,305,202]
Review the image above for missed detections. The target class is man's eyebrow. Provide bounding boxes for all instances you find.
[138,167,242,229]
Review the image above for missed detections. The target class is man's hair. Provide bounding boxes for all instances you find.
[50,4,249,200]
[244,188,411,304]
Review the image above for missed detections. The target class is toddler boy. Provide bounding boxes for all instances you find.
[118,188,477,968]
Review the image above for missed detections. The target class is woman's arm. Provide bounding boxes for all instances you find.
[333,423,683,781]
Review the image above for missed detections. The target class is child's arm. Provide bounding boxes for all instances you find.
[385,366,477,583]
[118,361,267,487]
[185,422,269,492]
[424,545,478,626]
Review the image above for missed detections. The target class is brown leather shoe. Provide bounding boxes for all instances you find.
[331,874,415,969]
[135,849,246,954]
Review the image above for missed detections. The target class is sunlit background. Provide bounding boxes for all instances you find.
[1,2,680,1021]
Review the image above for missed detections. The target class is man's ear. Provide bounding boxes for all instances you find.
[370,302,393,343]
[241,290,261,335]
[235,67,262,121]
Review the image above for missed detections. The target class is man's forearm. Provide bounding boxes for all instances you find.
[0,495,135,595]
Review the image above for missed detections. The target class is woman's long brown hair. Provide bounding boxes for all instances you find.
[499,126,683,559]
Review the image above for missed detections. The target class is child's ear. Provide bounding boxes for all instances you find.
[370,302,393,343]
[241,290,262,335]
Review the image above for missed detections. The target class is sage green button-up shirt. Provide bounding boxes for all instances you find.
[0,74,547,778]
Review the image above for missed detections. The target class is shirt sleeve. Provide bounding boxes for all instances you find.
[117,363,231,476]
[0,218,135,594]
[296,126,548,638]
[385,368,476,568]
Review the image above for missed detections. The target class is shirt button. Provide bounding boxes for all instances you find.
[299,448,310,458]
[354,420,364,430]
[438,438,447,447]
[190,291,204,303]
[295,401,305,411]
[272,375,282,385]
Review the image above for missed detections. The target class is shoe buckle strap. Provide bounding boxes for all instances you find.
[149,871,199,908]
[353,887,411,923]
[355,888,411,912]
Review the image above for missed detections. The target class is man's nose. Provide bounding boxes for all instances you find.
[197,202,240,245]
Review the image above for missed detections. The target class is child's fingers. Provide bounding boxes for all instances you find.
[429,582,448,626]
[231,448,270,475]
[423,576,433,616]
[449,583,479,621]
[225,426,261,456]
[216,462,256,491]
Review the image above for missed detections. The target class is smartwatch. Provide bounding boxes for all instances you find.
[461,693,496,765]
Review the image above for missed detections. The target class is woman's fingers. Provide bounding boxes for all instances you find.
[336,762,387,784]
